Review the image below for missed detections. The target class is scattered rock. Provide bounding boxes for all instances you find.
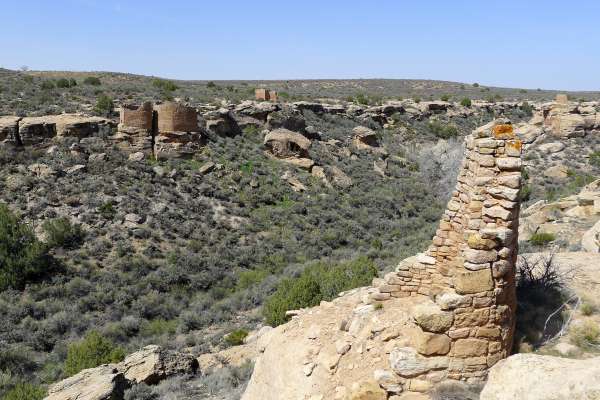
[480,354,600,400]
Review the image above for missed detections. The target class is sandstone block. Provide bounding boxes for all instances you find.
[496,157,521,171]
[416,332,451,356]
[390,347,449,378]
[464,248,497,264]
[455,270,494,294]
[412,304,454,333]
[453,338,489,357]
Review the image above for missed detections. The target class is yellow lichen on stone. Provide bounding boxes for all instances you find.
[467,234,496,250]
[507,139,522,151]
[492,124,514,139]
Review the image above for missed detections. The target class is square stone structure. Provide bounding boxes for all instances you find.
[255,88,278,102]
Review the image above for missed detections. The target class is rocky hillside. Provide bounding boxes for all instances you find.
[0,85,599,399]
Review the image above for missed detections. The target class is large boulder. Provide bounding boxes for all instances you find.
[45,346,198,400]
[44,364,129,400]
[119,345,199,385]
[480,353,600,400]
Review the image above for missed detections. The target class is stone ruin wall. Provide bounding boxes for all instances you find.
[255,88,278,102]
[115,101,202,159]
[372,119,522,383]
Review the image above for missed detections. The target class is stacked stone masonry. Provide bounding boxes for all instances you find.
[116,101,202,158]
[373,118,522,383]
[255,88,278,102]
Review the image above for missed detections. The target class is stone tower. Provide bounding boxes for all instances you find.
[373,118,523,383]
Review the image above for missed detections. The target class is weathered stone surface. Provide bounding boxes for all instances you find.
[118,345,199,385]
[452,338,488,357]
[416,332,451,356]
[45,364,128,400]
[480,354,600,400]
[348,380,388,400]
[454,270,493,294]
[390,347,449,378]
[412,304,454,333]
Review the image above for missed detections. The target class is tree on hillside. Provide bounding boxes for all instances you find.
[0,204,51,291]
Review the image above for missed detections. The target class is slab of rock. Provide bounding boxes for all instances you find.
[44,364,128,400]
[118,345,199,385]
[480,354,600,400]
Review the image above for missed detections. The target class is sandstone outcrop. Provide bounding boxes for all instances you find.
[480,353,600,400]
[119,345,199,385]
[44,345,198,400]
[45,365,128,400]
[243,119,523,399]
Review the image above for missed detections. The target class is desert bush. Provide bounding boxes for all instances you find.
[428,120,458,139]
[529,232,555,246]
[0,204,52,291]
[580,302,597,316]
[440,94,450,101]
[1,382,45,400]
[570,321,600,350]
[263,257,377,326]
[83,76,101,86]
[42,217,85,249]
[124,383,158,400]
[94,94,114,117]
[224,329,248,346]
[460,97,472,107]
[151,79,178,92]
[515,254,570,348]
[64,331,125,377]
[40,81,54,90]
[589,151,600,168]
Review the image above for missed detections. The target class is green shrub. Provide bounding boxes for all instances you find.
[64,331,125,377]
[224,329,249,346]
[98,202,116,220]
[355,93,369,105]
[83,76,101,86]
[520,101,533,115]
[581,302,596,316]
[472,82,479,87]
[140,319,177,337]
[2,382,45,400]
[589,151,600,168]
[40,81,54,90]
[152,79,179,92]
[460,97,472,107]
[263,257,377,326]
[55,78,73,88]
[94,94,114,116]
[570,321,600,350]
[0,204,51,291]
[529,232,556,246]
[207,81,217,89]
[42,217,85,249]
[440,94,450,101]
[428,121,459,139]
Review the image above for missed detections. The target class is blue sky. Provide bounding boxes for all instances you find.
[1,0,599,90]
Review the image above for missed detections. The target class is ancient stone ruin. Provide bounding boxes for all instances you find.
[543,93,600,138]
[243,119,523,399]
[114,101,203,158]
[263,128,314,169]
[372,118,522,382]
[255,88,278,102]
[154,102,203,159]
[113,102,154,153]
